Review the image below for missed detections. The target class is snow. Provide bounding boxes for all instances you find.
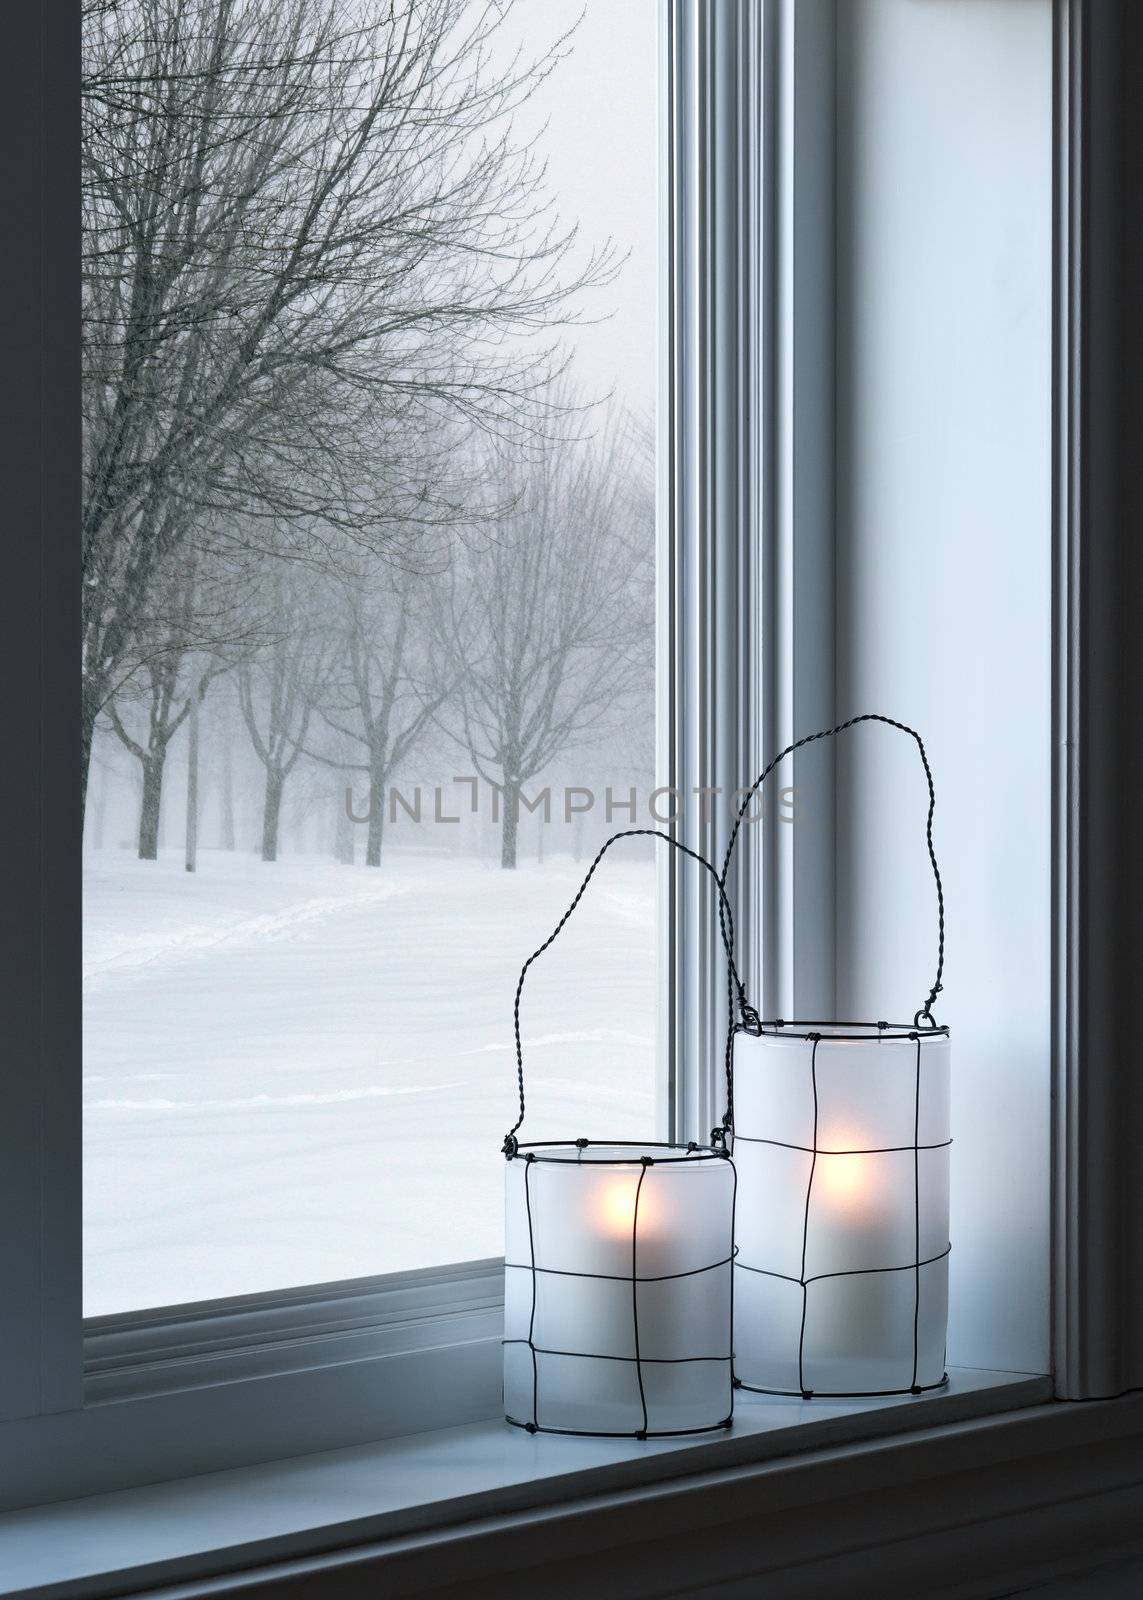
[83,848,660,1315]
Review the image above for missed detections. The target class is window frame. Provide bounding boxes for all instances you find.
[1,0,1137,1515]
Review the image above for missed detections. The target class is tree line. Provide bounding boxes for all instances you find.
[82,0,652,870]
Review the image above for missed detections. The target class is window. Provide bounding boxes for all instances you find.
[81,0,661,1313]
[3,0,1138,1522]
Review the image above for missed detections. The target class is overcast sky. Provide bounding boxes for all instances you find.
[508,0,657,418]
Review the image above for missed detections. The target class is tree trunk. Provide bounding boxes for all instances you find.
[91,766,106,851]
[185,680,200,873]
[365,765,384,867]
[138,754,165,860]
[80,690,98,823]
[335,792,355,864]
[262,768,285,862]
[501,779,519,869]
[220,728,236,850]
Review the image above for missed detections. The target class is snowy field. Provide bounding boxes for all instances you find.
[83,849,660,1315]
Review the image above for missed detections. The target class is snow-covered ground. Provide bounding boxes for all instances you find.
[83,848,659,1314]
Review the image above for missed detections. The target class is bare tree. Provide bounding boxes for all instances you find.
[237,568,334,862]
[183,653,205,872]
[212,689,240,850]
[106,553,234,857]
[81,0,617,814]
[310,570,449,868]
[437,423,653,869]
[107,535,257,858]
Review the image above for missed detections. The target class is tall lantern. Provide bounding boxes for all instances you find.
[502,831,741,1438]
[723,715,951,1399]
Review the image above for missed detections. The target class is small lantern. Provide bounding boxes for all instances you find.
[732,1021,950,1397]
[720,715,951,1398]
[502,831,741,1438]
[503,1142,736,1435]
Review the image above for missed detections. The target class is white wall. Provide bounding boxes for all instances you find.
[834,0,1053,1373]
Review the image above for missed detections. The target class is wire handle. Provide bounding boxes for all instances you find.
[718,713,946,1031]
[504,828,752,1154]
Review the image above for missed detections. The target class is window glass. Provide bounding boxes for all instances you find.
[82,0,659,1313]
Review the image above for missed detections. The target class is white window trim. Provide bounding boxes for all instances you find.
[2,1369,1071,1600]
[82,1261,505,1407]
[1,0,1139,1521]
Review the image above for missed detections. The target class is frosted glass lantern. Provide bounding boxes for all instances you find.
[713,713,952,1398]
[732,1021,951,1397]
[504,1141,736,1436]
[502,828,744,1438]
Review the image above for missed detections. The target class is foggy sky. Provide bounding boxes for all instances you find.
[509,0,657,416]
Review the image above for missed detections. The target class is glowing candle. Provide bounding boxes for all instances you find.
[816,1135,878,1210]
[813,1124,897,1259]
[805,1126,899,1369]
[595,1172,646,1239]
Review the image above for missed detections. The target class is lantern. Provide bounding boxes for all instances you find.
[502,831,740,1438]
[721,715,951,1398]
[732,1021,950,1396]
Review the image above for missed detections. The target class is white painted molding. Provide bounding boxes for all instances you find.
[10,1382,1143,1600]
[662,0,765,1140]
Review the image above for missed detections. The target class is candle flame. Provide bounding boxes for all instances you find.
[815,1131,881,1213]
[595,1175,650,1238]
[816,1151,871,1207]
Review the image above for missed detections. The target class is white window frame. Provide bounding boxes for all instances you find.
[1,0,1138,1517]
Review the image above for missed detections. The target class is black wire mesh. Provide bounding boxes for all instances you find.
[503,1141,737,1438]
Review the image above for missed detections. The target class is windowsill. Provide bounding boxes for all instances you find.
[0,1367,1049,1600]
